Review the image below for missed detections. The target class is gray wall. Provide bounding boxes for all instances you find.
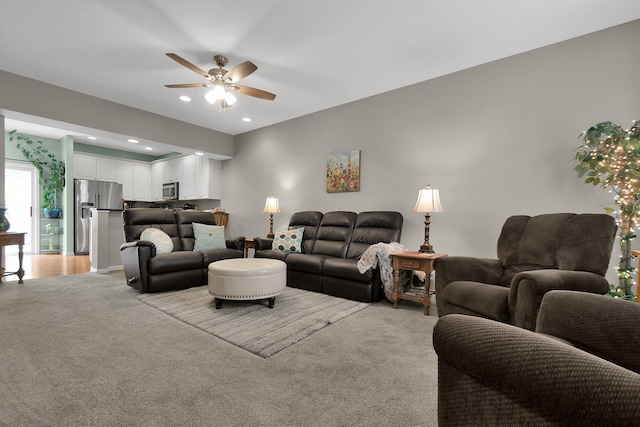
[223,20,640,284]
[0,70,234,158]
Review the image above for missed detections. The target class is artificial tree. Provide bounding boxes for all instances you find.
[9,130,66,217]
[574,120,640,300]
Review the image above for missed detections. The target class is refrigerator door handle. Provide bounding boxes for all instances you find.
[81,202,94,219]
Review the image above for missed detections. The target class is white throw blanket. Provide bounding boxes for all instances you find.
[357,242,405,301]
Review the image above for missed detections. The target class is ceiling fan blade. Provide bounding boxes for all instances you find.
[235,85,276,101]
[223,61,257,83]
[164,83,209,88]
[166,53,210,78]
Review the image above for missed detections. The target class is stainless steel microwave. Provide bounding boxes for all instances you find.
[162,182,179,200]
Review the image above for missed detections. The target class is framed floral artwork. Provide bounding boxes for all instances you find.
[326,150,360,193]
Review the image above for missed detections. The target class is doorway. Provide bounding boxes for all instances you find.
[4,160,38,255]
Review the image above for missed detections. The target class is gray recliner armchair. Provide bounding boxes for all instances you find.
[433,290,640,426]
[434,213,617,330]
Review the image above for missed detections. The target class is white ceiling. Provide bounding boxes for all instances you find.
[3,1,640,155]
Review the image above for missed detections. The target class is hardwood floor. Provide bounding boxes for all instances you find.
[1,253,90,282]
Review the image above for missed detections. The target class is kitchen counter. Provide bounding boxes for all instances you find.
[90,209,125,273]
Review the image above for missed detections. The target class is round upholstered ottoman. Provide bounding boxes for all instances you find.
[208,258,287,309]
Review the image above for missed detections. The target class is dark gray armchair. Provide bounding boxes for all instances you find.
[435,213,617,330]
[433,290,640,426]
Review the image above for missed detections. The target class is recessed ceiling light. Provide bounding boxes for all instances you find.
[194,152,204,156]
[179,95,191,102]
[242,117,252,122]
[87,136,96,140]
[128,139,139,143]
[144,147,152,151]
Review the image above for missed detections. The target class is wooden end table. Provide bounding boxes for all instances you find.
[244,238,255,258]
[0,232,26,284]
[391,251,447,315]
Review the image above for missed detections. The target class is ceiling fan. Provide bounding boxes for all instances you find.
[164,53,276,108]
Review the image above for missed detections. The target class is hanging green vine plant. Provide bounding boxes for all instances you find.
[8,130,66,212]
[574,119,640,301]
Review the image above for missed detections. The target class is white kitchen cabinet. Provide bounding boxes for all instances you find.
[163,158,181,183]
[74,154,118,182]
[178,155,197,199]
[151,156,221,201]
[182,156,221,200]
[151,162,164,201]
[117,160,134,200]
[96,157,118,182]
[74,153,97,180]
[133,162,152,201]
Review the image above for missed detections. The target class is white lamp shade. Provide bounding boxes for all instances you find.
[263,196,280,214]
[224,91,237,105]
[205,85,227,104]
[413,186,443,213]
[204,90,217,104]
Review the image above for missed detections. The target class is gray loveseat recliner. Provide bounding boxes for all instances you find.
[120,208,245,293]
[433,290,640,426]
[434,213,617,330]
[253,210,403,302]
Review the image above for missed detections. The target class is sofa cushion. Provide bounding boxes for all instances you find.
[311,211,357,258]
[147,251,203,275]
[556,214,616,276]
[443,281,511,322]
[272,227,304,253]
[288,211,323,254]
[346,211,403,259]
[192,222,226,251]
[286,253,328,274]
[176,210,220,251]
[201,248,244,266]
[323,258,372,283]
[123,208,182,251]
[140,227,173,254]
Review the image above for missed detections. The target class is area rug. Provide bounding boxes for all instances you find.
[137,286,369,357]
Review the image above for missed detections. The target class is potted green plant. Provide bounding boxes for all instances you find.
[9,130,66,218]
[574,120,640,301]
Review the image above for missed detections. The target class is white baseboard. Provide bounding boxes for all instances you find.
[90,265,123,274]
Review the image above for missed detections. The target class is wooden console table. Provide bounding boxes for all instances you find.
[0,232,26,284]
[391,251,447,315]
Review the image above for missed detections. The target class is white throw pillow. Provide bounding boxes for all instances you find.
[192,222,227,251]
[140,227,174,254]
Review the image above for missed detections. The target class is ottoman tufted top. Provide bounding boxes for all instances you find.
[208,258,286,277]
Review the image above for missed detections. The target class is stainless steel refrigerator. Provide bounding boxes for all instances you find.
[74,179,123,255]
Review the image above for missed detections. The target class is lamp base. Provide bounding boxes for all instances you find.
[267,232,274,239]
[419,244,434,254]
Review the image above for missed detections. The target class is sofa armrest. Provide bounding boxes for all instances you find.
[254,237,274,251]
[120,239,156,256]
[433,314,640,426]
[435,256,504,285]
[225,236,246,251]
[536,290,640,374]
[119,240,155,292]
[434,257,503,312]
[508,269,609,330]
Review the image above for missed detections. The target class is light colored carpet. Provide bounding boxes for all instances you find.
[0,271,439,426]
[138,286,369,357]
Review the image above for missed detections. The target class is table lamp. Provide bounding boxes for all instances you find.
[413,185,443,253]
[263,195,280,239]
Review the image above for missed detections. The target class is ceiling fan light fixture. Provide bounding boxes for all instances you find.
[224,91,237,106]
[166,53,276,110]
[205,84,227,103]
